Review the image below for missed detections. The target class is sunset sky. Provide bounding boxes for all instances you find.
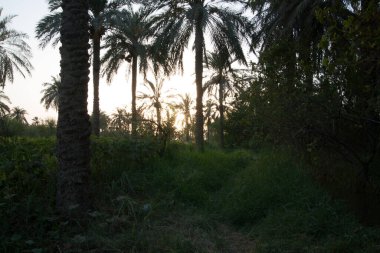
[0,0,252,123]
[0,0,254,122]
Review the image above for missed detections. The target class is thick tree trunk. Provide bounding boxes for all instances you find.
[92,34,101,136]
[219,79,224,149]
[57,0,91,217]
[194,12,204,151]
[131,56,138,137]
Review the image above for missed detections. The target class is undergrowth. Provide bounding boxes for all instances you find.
[0,137,379,252]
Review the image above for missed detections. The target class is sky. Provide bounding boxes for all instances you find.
[0,0,197,123]
[0,0,253,123]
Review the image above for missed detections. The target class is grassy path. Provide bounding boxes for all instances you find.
[1,139,379,252]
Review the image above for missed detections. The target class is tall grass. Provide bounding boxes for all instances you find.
[1,137,379,252]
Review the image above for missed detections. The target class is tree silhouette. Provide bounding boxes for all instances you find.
[56,0,91,216]
[0,90,11,117]
[102,7,154,137]
[110,107,130,132]
[36,0,129,136]
[0,8,33,87]
[10,106,28,124]
[146,0,249,150]
[175,93,193,142]
[40,75,60,111]
[204,49,240,148]
[203,99,218,143]
[138,76,175,132]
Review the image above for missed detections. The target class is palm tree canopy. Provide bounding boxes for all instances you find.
[249,0,327,48]
[146,0,249,72]
[110,107,130,130]
[138,78,164,108]
[40,75,60,111]
[176,93,193,119]
[10,106,28,124]
[0,90,11,116]
[101,7,155,82]
[204,49,239,97]
[0,8,33,87]
[35,0,130,48]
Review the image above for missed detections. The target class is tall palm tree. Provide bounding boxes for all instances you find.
[56,0,91,216]
[204,49,238,148]
[36,0,128,136]
[138,77,174,131]
[10,106,28,124]
[0,8,33,87]
[175,93,193,142]
[101,7,154,137]
[147,0,249,151]
[0,90,11,116]
[40,75,60,111]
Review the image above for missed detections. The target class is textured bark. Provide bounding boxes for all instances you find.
[194,9,204,151]
[218,79,224,149]
[131,56,138,137]
[92,34,101,136]
[57,0,91,217]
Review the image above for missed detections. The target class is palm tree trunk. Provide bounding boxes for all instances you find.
[219,80,224,149]
[57,0,91,217]
[92,34,101,136]
[156,105,161,131]
[131,55,138,137]
[194,12,204,151]
[185,114,190,142]
[207,119,210,142]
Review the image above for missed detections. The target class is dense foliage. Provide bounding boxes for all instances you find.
[1,138,379,252]
[225,0,380,219]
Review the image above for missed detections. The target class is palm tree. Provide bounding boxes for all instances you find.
[36,0,128,136]
[40,75,60,111]
[175,93,193,142]
[0,8,33,87]
[110,107,130,132]
[0,90,11,116]
[10,106,28,124]
[56,0,91,216]
[91,110,109,132]
[249,0,326,91]
[32,116,40,126]
[204,99,217,143]
[147,0,249,151]
[44,118,57,129]
[138,76,174,131]
[204,49,239,148]
[101,7,154,137]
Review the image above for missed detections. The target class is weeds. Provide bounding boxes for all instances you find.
[0,137,379,252]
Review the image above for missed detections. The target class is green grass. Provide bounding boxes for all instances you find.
[0,137,379,252]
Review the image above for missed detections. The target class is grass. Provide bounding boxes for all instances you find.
[0,137,379,252]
